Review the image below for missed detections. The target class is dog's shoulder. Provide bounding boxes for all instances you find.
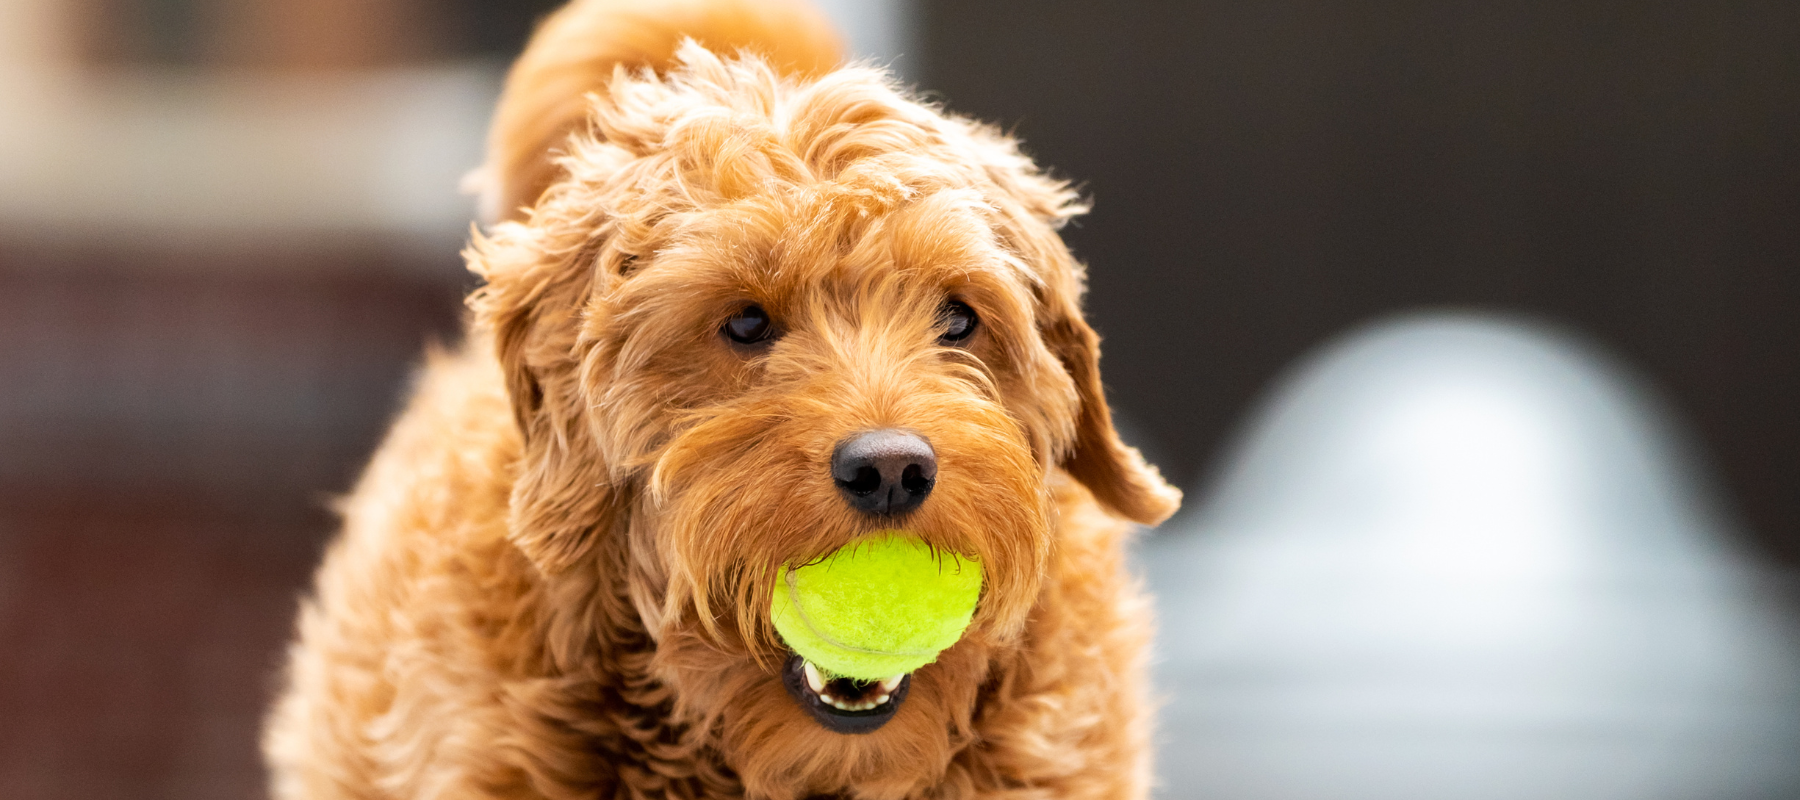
[267,336,542,796]
[305,336,528,645]
[339,336,520,552]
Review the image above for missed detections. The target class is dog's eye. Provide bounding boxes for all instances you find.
[938,301,978,344]
[723,304,776,345]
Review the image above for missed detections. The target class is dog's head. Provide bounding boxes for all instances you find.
[468,41,1177,798]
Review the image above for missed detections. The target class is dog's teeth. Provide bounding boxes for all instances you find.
[803,665,902,712]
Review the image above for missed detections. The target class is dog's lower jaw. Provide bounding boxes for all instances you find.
[781,654,911,734]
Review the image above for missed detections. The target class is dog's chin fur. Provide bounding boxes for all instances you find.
[262,1,1180,798]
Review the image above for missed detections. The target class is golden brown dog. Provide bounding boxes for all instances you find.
[263,0,1180,797]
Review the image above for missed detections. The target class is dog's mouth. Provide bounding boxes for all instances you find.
[781,654,910,734]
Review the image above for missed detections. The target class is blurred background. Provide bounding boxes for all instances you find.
[0,1,1796,798]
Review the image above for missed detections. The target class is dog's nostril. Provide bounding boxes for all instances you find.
[900,464,930,495]
[842,466,882,496]
[830,429,937,517]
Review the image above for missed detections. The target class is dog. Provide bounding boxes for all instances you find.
[262,0,1180,797]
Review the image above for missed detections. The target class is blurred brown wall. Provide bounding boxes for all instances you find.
[65,0,562,69]
[0,2,488,795]
[71,0,441,68]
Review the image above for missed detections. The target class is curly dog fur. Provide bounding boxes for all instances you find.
[263,1,1180,798]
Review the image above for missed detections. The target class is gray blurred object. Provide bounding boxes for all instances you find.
[1144,314,1800,800]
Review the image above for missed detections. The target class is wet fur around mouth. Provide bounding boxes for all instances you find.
[781,655,911,734]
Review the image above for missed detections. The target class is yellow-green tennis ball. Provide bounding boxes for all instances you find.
[771,532,983,681]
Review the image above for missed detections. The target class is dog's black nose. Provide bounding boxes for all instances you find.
[831,429,936,517]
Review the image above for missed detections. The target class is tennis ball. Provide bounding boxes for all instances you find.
[771,532,983,681]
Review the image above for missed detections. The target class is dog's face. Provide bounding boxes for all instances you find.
[471,47,1176,799]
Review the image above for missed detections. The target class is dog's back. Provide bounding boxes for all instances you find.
[477,0,843,225]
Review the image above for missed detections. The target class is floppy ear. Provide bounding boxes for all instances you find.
[1040,292,1182,527]
[976,154,1182,526]
[470,238,625,574]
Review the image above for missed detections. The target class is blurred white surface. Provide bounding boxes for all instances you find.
[1145,314,1800,800]
[0,65,498,258]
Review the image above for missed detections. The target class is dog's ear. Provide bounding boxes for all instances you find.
[471,235,624,574]
[1039,295,1182,526]
[977,155,1182,526]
